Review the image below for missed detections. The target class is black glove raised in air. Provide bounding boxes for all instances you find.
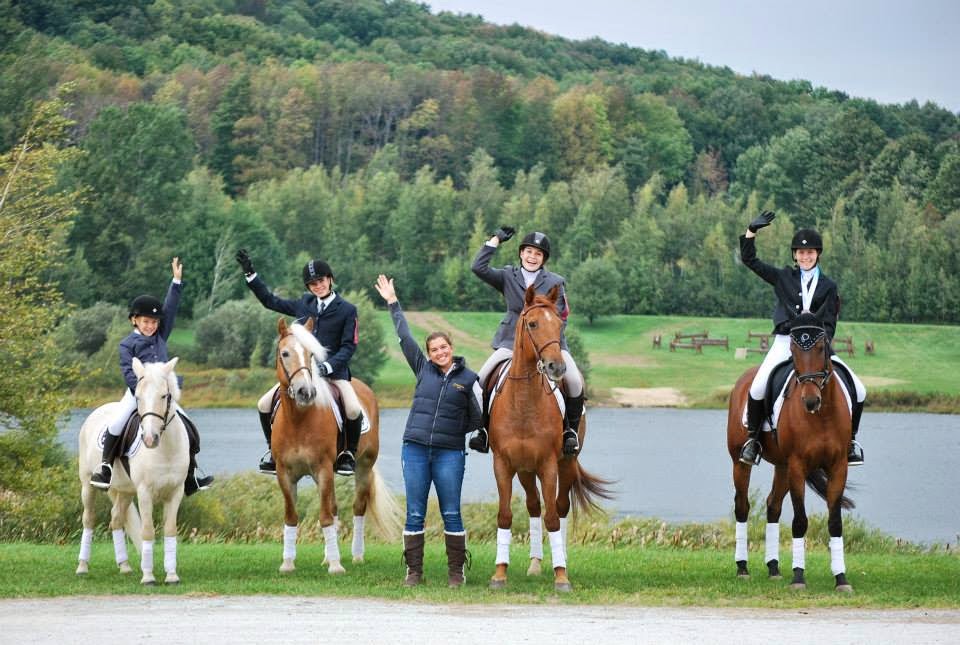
[493,226,516,243]
[235,249,255,276]
[747,211,775,233]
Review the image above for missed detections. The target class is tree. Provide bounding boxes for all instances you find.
[569,256,623,324]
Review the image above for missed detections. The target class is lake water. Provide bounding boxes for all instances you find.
[59,407,960,546]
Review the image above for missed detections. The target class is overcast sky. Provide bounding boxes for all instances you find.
[426,0,960,113]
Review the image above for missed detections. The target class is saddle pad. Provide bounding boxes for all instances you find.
[487,358,566,418]
[741,362,853,431]
[270,381,370,435]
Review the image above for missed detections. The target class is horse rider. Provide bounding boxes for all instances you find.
[374,274,484,588]
[236,250,365,476]
[738,211,866,467]
[90,257,214,495]
[470,227,585,456]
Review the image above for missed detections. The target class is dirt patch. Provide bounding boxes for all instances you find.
[596,353,654,368]
[610,387,687,407]
[860,376,907,387]
[404,311,490,352]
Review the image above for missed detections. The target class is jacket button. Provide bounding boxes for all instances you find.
[795,304,800,309]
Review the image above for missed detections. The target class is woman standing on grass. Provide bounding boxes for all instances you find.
[374,274,484,588]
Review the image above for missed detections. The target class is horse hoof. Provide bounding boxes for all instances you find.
[279,560,296,573]
[769,574,783,580]
[527,559,542,576]
[352,556,364,564]
[736,571,750,579]
[328,563,346,575]
[118,561,133,575]
[165,573,180,585]
[555,581,573,593]
[789,582,806,590]
[836,584,853,593]
[76,561,89,576]
[141,577,156,586]
[489,578,507,590]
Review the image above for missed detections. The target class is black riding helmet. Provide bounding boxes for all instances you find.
[791,228,823,252]
[302,259,333,285]
[518,231,551,263]
[129,295,164,319]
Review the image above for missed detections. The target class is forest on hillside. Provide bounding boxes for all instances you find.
[2,0,959,331]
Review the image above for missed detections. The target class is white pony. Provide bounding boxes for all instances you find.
[76,357,190,585]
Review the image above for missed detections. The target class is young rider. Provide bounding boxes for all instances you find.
[471,228,585,456]
[236,250,364,476]
[739,211,866,467]
[90,257,214,495]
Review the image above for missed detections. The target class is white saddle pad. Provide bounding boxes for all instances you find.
[741,371,852,431]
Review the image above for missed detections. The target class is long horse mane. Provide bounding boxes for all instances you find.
[289,323,334,409]
[140,361,181,402]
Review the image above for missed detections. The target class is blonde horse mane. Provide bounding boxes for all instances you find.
[289,322,335,410]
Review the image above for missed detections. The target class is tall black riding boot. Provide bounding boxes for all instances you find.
[848,401,865,466]
[90,432,121,489]
[257,410,276,475]
[739,396,766,466]
[562,393,584,456]
[184,453,215,496]
[335,414,362,476]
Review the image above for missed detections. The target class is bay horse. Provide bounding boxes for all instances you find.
[271,318,400,574]
[77,357,188,585]
[726,303,855,591]
[488,286,613,592]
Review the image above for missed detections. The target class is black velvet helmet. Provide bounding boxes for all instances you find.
[128,295,163,319]
[518,231,551,263]
[302,259,333,285]
[791,229,823,252]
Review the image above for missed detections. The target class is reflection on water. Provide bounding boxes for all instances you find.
[59,407,960,545]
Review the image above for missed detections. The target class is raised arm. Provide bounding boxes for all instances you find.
[376,274,426,374]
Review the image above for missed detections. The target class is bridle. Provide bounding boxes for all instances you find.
[137,377,174,435]
[786,323,832,396]
[507,302,563,394]
[276,331,313,399]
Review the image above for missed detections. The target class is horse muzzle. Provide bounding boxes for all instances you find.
[803,395,822,414]
[293,384,317,407]
[141,431,161,449]
[539,359,566,381]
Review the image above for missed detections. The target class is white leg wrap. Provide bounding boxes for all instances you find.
[323,524,340,564]
[829,536,846,575]
[112,528,128,564]
[141,541,154,574]
[792,537,805,571]
[548,530,566,570]
[764,523,780,564]
[283,524,298,561]
[559,517,568,544]
[79,528,94,562]
[735,521,748,562]
[528,517,543,560]
[496,528,512,565]
[163,536,177,574]
[352,516,365,559]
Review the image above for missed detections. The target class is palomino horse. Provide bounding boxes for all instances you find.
[488,286,613,592]
[271,318,400,574]
[726,304,855,591]
[77,357,189,585]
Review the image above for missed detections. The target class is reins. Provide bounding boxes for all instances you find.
[136,376,174,434]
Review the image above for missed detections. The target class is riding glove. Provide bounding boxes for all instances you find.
[747,210,776,233]
[236,248,255,276]
[494,226,516,243]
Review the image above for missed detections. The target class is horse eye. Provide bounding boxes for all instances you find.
[281,350,290,358]
[528,321,538,330]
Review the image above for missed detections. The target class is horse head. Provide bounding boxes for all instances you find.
[517,284,566,381]
[786,305,833,414]
[276,317,333,409]
[132,356,180,449]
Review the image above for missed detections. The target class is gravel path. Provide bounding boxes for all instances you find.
[3,596,959,644]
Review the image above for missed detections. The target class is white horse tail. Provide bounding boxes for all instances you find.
[364,465,403,542]
[125,501,143,555]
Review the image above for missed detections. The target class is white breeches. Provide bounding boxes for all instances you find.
[106,389,139,436]
[478,348,583,397]
[749,334,866,402]
[258,380,363,419]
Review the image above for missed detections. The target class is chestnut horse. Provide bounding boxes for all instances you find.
[488,286,613,592]
[271,318,400,574]
[726,304,855,591]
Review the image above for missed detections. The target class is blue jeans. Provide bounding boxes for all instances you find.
[401,442,466,533]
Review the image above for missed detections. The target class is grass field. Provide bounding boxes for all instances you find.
[82,312,960,411]
[2,542,958,607]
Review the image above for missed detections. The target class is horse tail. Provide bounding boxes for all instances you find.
[805,468,855,510]
[364,465,403,542]
[569,461,617,515]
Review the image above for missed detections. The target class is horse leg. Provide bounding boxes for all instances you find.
[787,463,808,589]
[764,465,790,579]
[826,464,853,592]
[277,469,299,573]
[351,457,373,564]
[556,458,577,557]
[490,453,515,589]
[539,461,571,593]
[732,461,752,577]
[110,492,134,574]
[161,489,184,584]
[136,487,157,585]
[76,483,96,575]
[518,471,543,576]
[317,466,345,575]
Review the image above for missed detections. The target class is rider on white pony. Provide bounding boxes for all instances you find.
[739,211,866,467]
[90,257,214,495]
[471,229,585,456]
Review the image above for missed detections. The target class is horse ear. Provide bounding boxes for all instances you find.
[303,317,314,332]
[278,317,287,335]
[546,284,560,304]
[132,357,145,379]
[164,357,179,373]
[524,284,537,306]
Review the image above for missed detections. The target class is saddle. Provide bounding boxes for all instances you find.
[757,354,857,431]
[105,409,200,476]
[269,382,351,453]
[481,359,567,427]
